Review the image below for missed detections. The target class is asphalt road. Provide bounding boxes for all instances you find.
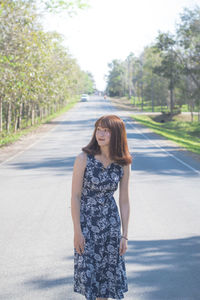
[0,96,200,300]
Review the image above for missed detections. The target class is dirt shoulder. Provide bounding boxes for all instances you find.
[0,111,69,165]
[109,97,140,112]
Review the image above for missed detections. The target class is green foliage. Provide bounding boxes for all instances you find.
[106,60,125,97]
[176,6,200,107]
[131,114,200,154]
[0,0,94,136]
[82,71,95,94]
[106,5,200,119]
[42,0,89,14]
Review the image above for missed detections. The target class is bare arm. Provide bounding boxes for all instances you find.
[119,164,131,255]
[71,152,87,254]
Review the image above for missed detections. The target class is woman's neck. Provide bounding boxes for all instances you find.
[99,146,110,159]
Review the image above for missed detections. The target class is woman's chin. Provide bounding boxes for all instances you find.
[98,142,109,147]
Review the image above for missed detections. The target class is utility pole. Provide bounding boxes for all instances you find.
[140,56,144,112]
[151,77,154,112]
[128,56,132,99]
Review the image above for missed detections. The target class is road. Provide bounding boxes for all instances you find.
[0,96,200,300]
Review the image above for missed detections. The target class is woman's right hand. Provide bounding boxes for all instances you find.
[74,231,85,255]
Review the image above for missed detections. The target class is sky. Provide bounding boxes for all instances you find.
[42,0,198,90]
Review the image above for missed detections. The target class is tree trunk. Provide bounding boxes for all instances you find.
[141,83,144,111]
[40,107,43,121]
[190,101,195,122]
[18,102,22,129]
[0,97,2,132]
[161,96,163,111]
[191,110,193,122]
[170,87,174,114]
[31,104,35,126]
[151,78,154,112]
[26,104,31,127]
[6,101,11,133]
[14,106,18,132]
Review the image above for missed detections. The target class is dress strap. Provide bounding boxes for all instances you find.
[86,153,92,165]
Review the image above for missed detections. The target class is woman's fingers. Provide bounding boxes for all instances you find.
[76,244,83,255]
[80,237,85,254]
[119,239,128,256]
[76,246,81,255]
[75,237,85,255]
[74,233,86,255]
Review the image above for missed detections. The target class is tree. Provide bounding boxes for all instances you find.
[106,60,125,97]
[153,33,182,114]
[0,0,94,135]
[142,46,168,112]
[176,6,200,120]
[38,0,89,14]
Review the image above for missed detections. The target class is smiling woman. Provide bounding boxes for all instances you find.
[71,114,132,300]
[83,115,132,165]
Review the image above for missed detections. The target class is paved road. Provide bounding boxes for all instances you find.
[0,96,200,300]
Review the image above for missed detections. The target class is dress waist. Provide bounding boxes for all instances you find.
[81,192,115,206]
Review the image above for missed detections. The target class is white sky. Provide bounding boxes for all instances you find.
[42,0,198,90]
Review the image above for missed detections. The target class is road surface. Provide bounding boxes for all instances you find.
[0,96,200,300]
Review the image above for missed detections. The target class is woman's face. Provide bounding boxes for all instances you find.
[95,125,111,147]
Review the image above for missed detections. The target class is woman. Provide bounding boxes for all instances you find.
[71,115,132,300]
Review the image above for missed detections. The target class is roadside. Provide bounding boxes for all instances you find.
[109,97,200,162]
[0,100,79,164]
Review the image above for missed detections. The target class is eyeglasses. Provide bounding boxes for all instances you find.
[96,127,111,135]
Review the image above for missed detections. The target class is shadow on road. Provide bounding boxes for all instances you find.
[126,236,200,299]
[126,127,200,177]
[9,155,76,172]
[22,236,200,300]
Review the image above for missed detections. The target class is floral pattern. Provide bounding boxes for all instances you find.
[74,154,128,300]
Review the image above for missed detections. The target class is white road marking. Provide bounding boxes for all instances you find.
[126,119,200,175]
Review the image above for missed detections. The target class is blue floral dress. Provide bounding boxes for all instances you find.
[74,153,128,300]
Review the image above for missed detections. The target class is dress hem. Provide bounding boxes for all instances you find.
[74,287,128,300]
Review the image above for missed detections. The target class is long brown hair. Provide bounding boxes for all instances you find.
[82,115,132,165]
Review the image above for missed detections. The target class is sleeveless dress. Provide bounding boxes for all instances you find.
[74,153,128,300]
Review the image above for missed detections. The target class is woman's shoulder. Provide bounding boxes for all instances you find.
[123,163,131,171]
[121,163,131,177]
[74,151,88,167]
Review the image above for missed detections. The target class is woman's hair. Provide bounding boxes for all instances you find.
[82,115,132,165]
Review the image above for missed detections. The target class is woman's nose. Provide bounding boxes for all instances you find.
[99,130,106,136]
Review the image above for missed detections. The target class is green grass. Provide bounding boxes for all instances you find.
[131,114,200,155]
[0,97,79,147]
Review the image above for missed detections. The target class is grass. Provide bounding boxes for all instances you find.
[131,114,200,155]
[0,97,79,147]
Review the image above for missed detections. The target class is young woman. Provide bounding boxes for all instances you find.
[71,115,132,300]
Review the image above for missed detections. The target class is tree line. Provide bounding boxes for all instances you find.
[0,0,94,134]
[106,6,200,120]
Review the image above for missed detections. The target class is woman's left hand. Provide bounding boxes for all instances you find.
[119,237,128,256]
